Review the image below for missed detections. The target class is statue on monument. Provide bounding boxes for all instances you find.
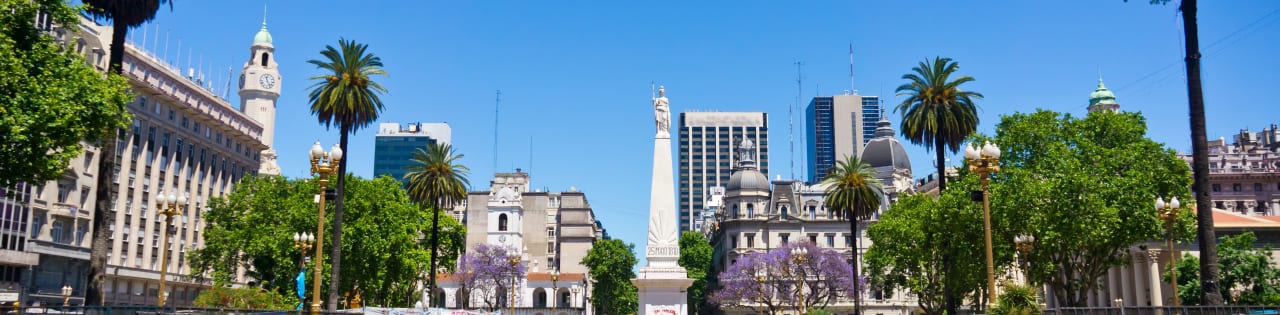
[259,149,282,175]
[653,86,670,136]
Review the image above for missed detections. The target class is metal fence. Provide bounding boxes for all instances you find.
[1,306,586,315]
[1047,306,1280,315]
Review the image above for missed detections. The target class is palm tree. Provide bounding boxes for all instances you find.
[821,156,884,315]
[404,143,470,308]
[82,0,171,306]
[307,38,388,310]
[894,57,981,315]
[894,56,982,192]
[1176,0,1223,304]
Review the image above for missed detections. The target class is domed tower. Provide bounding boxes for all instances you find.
[724,139,772,220]
[239,19,282,175]
[1088,78,1120,113]
[859,110,914,204]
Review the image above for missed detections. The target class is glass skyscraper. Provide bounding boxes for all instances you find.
[373,122,452,185]
[806,93,881,183]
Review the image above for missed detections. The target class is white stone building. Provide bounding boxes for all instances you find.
[0,15,278,307]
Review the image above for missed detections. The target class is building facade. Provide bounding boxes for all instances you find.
[678,112,769,234]
[0,16,277,307]
[806,93,882,184]
[373,122,452,185]
[1177,125,1280,216]
[709,135,915,315]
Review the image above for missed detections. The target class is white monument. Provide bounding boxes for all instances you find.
[632,86,694,315]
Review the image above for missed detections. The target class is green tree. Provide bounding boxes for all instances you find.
[0,0,131,186]
[404,143,470,307]
[193,286,297,310]
[1166,232,1280,305]
[992,109,1193,307]
[306,38,389,310]
[189,175,463,307]
[820,156,883,314]
[893,56,982,314]
[581,239,638,315]
[679,231,713,315]
[866,179,990,315]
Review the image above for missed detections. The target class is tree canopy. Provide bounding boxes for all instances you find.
[454,243,525,311]
[1168,232,1280,305]
[0,0,132,187]
[188,175,465,307]
[991,109,1194,306]
[580,238,637,315]
[679,231,714,315]
[712,242,860,315]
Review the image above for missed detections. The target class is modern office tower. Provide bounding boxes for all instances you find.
[806,93,882,183]
[1,16,277,306]
[677,112,769,233]
[373,122,452,185]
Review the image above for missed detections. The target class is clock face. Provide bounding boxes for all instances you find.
[259,74,276,89]
[499,235,507,243]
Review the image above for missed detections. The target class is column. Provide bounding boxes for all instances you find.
[1147,250,1164,307]
[1133,253,1149,306]
[547,288,555,309]
[1109,267,1121,304]
[1122,258,1135,306]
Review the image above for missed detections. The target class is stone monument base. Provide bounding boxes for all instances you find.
[632,266,693,315]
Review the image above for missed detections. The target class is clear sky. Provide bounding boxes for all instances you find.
[131,1,1280,268]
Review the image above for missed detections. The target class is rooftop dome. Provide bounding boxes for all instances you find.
[727,139,770,192]
[253,21,272,45]
[1089,79,1117,106]
[860,114,912,171]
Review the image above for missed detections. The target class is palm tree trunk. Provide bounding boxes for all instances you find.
[85,22,130,306]
[934,130,947,192]
[428,198,442,308]
[1180,0,1223,305]
[850,214,861,315]
[933,131,960,314]
[328,129,349,310]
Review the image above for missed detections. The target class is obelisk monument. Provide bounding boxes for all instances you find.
[633,86,694,315]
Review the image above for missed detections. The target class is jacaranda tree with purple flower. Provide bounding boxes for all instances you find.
[711,242,863,315]
[454,244,525,311]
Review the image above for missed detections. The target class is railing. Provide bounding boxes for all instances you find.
[1047,306,1280,315]
[3,306,588,315]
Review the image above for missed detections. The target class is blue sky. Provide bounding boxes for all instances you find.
[133,1,1279,267]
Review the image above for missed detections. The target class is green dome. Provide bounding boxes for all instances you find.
[1089,79,1117,106]
[253,22,272,45]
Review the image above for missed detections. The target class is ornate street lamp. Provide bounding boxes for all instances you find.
[1014,234,1035,285]
[293,231,315,306]
[61,285,72,307]
[965,141,1001,308]
[309,141,342,315]
[551,269,560,310]
[155,189,187,307]
[790,246,809,313]
[1156,196,1183,307]
[571,284,581,309]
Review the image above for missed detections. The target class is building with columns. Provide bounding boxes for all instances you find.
[429,170,600,313]
[0,15,278,307]
[1177,125,1280,216]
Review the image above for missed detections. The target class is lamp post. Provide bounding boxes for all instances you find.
[1155,196,1183,307]
[508,253,522,315]
[61,285,72,307]
[571,285,581,309]
[155,189,187,307]
[551,269,559,310]
[1114,298,1125,315]
[790,246,809,314]
[309,141,343,315]
[1014,234,1035,286]
[965,142,1001,308]
[293,232,314,306]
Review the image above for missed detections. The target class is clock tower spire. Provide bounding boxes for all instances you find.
[240,16,282,175]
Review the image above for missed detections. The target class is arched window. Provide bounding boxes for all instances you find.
[260,53,269,67]
[780,206,788,216]
[746,204,754,218]
[51,221,64,243]
[731,204,739,218]
[498,214,508,231]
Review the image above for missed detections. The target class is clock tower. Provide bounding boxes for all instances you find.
[239,20,282,175]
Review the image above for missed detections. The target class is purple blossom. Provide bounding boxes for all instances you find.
[454,244,526,311]
[711,242,865,314]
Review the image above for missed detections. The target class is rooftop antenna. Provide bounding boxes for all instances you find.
[163,30,169,64]
[493,90,501,173]
[224,66,233,98]
[849,43,856,93]
[529,136,534,175]
[793,61,804,180]
[175,40,181,70]
[141,22,148,51]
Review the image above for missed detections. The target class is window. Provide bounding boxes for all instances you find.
[844,234,853,248]
[1255,183,1264,191]
[51,221,64,243]
[780,206,788,216]
[779,233,789,244]
[746,204,754,218]
[808,234,818,244]
[746,234,755,248]
[1234,183,1242,192]
[826,234,835,248]
[168,109,174,121]
[498,214,508,231]
[731,204,739,218]
[260,53,269,67]
[1212,184,1221,192]
[547,226,555,238]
